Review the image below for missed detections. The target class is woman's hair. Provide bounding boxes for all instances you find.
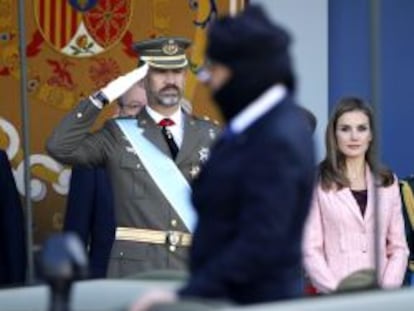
[319,96,394,190]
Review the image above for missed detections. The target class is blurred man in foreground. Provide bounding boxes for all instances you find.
[130,5,315,310]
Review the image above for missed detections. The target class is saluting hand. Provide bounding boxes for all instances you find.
[102,63,149,103]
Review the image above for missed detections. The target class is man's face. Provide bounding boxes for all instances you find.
[117,83,147,117]
[145,67,186,107]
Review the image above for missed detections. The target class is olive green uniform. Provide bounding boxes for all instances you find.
[47,99,219,277]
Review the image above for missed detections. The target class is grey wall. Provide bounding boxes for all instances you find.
[329,0,414,177]
[251,0,329,160]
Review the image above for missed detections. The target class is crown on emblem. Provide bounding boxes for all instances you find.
[162,40,179,56]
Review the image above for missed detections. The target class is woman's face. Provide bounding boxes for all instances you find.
[335,110,372,159]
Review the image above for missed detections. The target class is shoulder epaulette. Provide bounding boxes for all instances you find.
[192,115,221,126]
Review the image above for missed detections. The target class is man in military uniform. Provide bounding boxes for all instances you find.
[47,36,220,278]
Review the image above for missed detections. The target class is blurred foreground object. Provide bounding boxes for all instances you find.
[336,269,376,292]
[40,233,88,311]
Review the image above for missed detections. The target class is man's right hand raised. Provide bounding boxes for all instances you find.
[91,63,149,107]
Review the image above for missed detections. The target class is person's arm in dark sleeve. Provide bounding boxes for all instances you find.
[88,168,116,278]
[63,166,96,252]
[0,150,26,284]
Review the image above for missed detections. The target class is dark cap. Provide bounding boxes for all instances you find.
[132,37,191,69]
[206,5,295,92]
[207,5,291,67]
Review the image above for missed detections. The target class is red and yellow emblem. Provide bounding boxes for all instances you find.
[33,0,133,57]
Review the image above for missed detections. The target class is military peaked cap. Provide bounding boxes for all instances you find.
[132,37,191,69]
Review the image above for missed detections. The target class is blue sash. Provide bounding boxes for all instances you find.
[115,119,197,232]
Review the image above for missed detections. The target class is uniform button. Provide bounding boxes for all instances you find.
[76,112,83,118]
[136,163,141,169]
[171,219,177,227]
[119,252,124,256]
[169,245,176,252]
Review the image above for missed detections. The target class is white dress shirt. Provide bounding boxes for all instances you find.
[145,105,184,147]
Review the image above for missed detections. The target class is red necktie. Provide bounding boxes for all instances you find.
[158,118,179,159]
[158,118,175,127]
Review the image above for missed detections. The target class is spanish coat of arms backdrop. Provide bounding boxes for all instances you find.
[0,0,246,244]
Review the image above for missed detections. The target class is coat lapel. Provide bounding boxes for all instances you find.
[338,165,375,226]
[337,187,365,225]
[175,114,202,164]
[363,167,376,223]
[136,110,171,157]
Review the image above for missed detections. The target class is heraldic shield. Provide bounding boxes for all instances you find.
[34,0,133,57]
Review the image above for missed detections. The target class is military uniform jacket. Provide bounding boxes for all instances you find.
[47,99,219,277]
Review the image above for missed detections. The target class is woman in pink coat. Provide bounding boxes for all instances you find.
[303,97,409,293]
